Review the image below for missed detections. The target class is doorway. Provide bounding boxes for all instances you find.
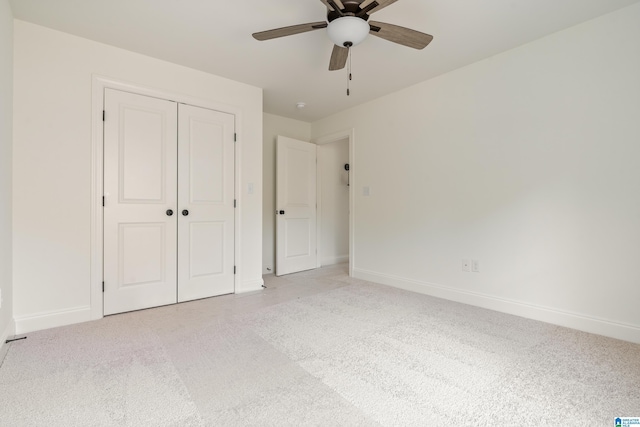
[273,130,354,277]
[315,130,354,277]
[317,138,350,267]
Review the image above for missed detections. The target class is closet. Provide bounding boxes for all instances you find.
[102,89,235,315]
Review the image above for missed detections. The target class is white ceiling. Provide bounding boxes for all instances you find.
[9,0,640,122]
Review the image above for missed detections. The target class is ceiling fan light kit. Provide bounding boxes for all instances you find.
[327,16,370,47]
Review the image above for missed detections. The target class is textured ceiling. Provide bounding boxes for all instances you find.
[9,0,640,122]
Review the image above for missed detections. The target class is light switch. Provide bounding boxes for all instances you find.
[248,183,254,194]
[363,186,371,197]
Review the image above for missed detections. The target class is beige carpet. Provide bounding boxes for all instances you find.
[1,264,639,426]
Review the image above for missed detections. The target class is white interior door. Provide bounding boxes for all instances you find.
[276,136,317,276]
[103,89,178,315]
[177,104,235,302]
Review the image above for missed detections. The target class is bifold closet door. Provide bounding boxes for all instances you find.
[103,89,178,315]
[177,104,235,302]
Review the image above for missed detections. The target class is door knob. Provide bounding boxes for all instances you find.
[182,209,189,216]
[166,209,174,216]
[279,210,285,215]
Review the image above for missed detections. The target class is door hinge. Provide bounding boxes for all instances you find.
[102,281,105,292]
[234,133,237,142]
[102,196,105,207]
[234,199,236,208]
[102,110,105,121]
[234,266,236,275]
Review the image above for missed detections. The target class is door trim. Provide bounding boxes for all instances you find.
[90,76,242,320]
[314,129,355,277]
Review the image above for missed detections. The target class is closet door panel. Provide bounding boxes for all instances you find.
[178,104,235,302]
[103,89,178,315]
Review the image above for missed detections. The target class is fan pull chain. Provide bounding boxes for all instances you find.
[347,49,352,96]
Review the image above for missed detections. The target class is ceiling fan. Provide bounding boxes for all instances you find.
[252,0,434,71]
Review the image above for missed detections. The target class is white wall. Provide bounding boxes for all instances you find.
[312,3,640,343]
[0,0,13,350]
[318,139,349,266]
[13,21,263,333]
[262,113,311,274]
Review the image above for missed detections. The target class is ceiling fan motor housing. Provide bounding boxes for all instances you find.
[327,0,371,22]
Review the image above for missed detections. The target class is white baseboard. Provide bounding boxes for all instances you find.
[321,255,349,266]
[353,268,640,344]
[14,306,92,335]
[237,278,265,293]
[0,318,16,360]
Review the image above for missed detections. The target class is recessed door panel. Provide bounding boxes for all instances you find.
[284,218,311,258]
[189,222,225,278]
[178,104,235,302]
[119,223,166,287]
[104,89,178,315]
[285,148,312,206]
[189,119,226,204]
[120,107,167,202]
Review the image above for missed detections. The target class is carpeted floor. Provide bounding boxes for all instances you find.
[1,264,639,426]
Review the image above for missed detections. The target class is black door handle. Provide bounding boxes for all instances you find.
[182,209,189,216]
[279,210,285,215]
[166,209,174,216]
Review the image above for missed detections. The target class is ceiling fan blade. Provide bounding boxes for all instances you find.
[369,21,433,49]
[360,0,398,15]
[329,45,349,71]
[325,0,346,16]
[319,0,335,11]
[252,22,328,41]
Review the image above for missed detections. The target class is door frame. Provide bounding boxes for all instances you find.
[314,129,355,277]
[90,76,242,320]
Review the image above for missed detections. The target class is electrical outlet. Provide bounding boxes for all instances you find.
[472,260,480,273]
[462,259,470,272]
